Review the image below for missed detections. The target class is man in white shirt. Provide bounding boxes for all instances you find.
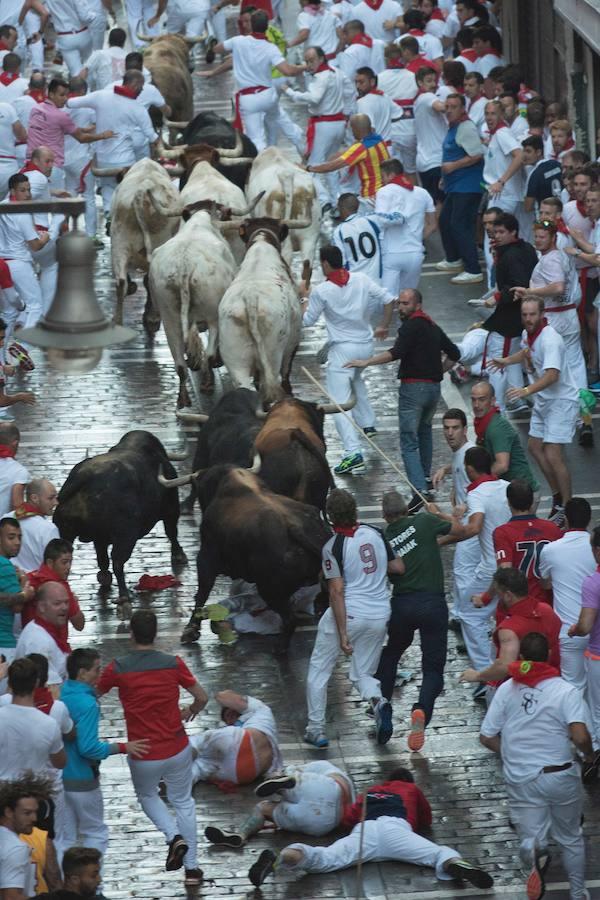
[300,244,395,475]
[287,0,339,57]
[281,46,347,213]
[375,157,436,293]
[304,488,405,746]
[11,477,59,572]
[401,8,443,64]
[14,582,70,685]
[334,20,375,82]
[465,71,487,133]
[207,10,305,153]
[413,66,447,211]
[483,99,524,214]
[0,53,28,103]
[0,174,49,330]
[19,146,62,316]
[0,423,29,516]
[378,43,418,178]
[480,632,593,900]
[355,66,397,145]
[0,771,54,900]
[0,100,27,199]
[500,91,529,142]
[64,77,97,240]
[116,54,171,161]
[538,497,596,691]
[491,297,579,527]
[471,24,505,78]
[80,27,128,93]
[352,0,401,42]
[44,0,94,75]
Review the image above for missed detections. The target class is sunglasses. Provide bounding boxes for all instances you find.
[533,219,557,230]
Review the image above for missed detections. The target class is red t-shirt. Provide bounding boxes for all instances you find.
[241,0,273,18]
[342,780,432,832]
[494,594,562,669]
[493,515,562,605]
[97,650,197,760]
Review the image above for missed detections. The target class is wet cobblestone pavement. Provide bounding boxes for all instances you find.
[8,8,600,897]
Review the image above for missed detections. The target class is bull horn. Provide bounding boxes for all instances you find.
[281,217,311,229]
[214,130,244,158]
[163,165,184,177]
[183,30,208,44]
[227,190,265,217]
[165,119,191,129]
[176,410,209,422]
[158,471,201,488]
[167,449,189,460]
[318,389,357,414]
[218,156,256,167]
[91,165,129,178]
[136,30,154,41]
[249,452,261,473]
[157,142,188,160]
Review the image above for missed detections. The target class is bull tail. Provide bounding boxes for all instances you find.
[133,190,157,264]
[288,428,334,487]
[180,277,204,371]
[245,293,283,402]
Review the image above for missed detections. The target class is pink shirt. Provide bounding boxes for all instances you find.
[582,569,600,656]
[26,100,77,167]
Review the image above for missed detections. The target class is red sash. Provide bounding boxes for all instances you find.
[233,85,269,131]
[306,113,345,154]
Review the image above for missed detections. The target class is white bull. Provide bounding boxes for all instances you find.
[97,159,180,328]
[148,208,237,408]
[218,217,308,404]
[246,148,321,274]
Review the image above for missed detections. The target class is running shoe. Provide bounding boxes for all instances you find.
[578,424,594,447]
[255,775,296,797]
[204,826,244,848]
[526,845,551,900]
[435,259,463,272]
[165,834,188,871]
[548,507,566,528]
[450,271,483,285]
[472,683,487,702]
[362,426,378,438]
[446,859,493,889]
[205,36,218,63]
[407,708,426,752]
[375,699,393,745]
[184,868,203,886]
[303,728,328,748]
[249,849,277,887]
[8,342,34,372]
[333,452,365,475]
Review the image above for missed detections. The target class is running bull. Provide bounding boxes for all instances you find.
[165,112,258,192]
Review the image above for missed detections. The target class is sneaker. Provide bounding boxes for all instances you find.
[446,859,493,889]
[334,452,365,475]
[548,506,566,528]
[204,825,244,848]
[435,259,463,272]
[472,683,487,702]
[321,202,332,215]
[526,846,551,900]
[184,868,203,886]
[582,749,600,784]
[255,774,296,797]
[449,363,470,385]
[375,698,393,745]
[303,728,329,748]
[589,380,600,393]
[407,492,432,515]
[249,849,277,887]
[205,36,218,63]
[579,424,594,447]
[165,834,188,871]
[506,400,530,414]
[7,342,34,372]
[450,271,484,285]
[407,708,426,752]
[467,297,488,307]
[362,426,378,437]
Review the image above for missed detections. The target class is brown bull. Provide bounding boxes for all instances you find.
[138,34,196,122]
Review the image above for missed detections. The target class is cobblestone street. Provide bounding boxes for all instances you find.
[6,12,600,898]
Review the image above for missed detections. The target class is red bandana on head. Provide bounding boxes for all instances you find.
[466,474,498,493]
[0,72,19,86]
[333,524,359,536]
[508,659,560,687]
[526,316,548,348]
[0,444,16,458]
[114,84,138,99]
[350,33,373,48]
[390,174,414,191]
[327,268,350,287]
[474,405,500,443]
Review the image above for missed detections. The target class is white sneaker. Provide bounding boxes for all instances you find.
[435,259,463,272]
[451,271,484,285]
[467,298,487,307]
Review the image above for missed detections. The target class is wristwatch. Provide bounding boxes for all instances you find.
[575,248,582,256]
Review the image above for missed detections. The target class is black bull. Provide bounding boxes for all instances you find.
[54,431,187,611]
[176,464,331,644]
[178,112,257,192]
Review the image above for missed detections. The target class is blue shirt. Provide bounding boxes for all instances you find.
[0,555,21,648]
[60,679,119,791]
[442,119,484,194]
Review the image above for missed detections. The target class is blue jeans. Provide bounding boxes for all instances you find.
[376,591,448,725]
[439,191,482,274]
[398,382,441,492]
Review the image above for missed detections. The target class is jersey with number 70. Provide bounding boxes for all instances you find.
[493,515,563,604]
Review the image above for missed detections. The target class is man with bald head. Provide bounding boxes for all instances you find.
[14,581,71,687]
[307,114,390,210]
[10,478,59,572]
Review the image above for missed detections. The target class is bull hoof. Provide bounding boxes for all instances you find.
[199,381,214,395]
[181,623,201,644]
[126,276,137,296]
[171,550,188,568]
[97,570,112,588]
[143,314,161,335]
[177,388,192,408]
[116,599,132,620]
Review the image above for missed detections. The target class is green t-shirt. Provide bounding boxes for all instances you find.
[385,512,451,595]
[483,414,539,491]
[0,555,21,648]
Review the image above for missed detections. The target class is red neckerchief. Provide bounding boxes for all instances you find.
[333,524,359,536]
[556,136,575,156]
[508,659,560,687]
[488,121,508,136]
[362,0,383,9]
[250,31,269,39]
[114,84,138,99]
[0,72,19,86]
[366,88,385,96]
[408,28,425,35]
[350,33,373,48]
[556,217,569,235]
[327,268,350,287]
[315,62,332,73]
[410,309,434,323]
[406,55,435,73]
[386,57,404,69]
[34,614,71,654]
[34,686,55,715]
[0,444,16,458]
[466,473,498,493]
[389,174,414,191]
[28,89,46,103]
[0,40,9,50]
[478,47,502,59]
[19,160,44,176]
[14,502,44,520]
[526,317,548,348]
[428,7,445,20]
[460,47,478,62]
[474,405,500,443]
[576,200,589,219]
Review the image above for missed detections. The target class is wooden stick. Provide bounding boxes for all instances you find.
[355,789,368,900]
[301,365,428,504]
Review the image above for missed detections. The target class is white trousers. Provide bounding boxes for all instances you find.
[487,194,520,216]
[283,816,458,880]
[6,259,43,329]
[381,250,424,294]
[126,0,160,46]
[546,310,587,391]
[31,239,58,314]
[391,135,417,175]
[506,768,586,900]
[0,158,18,200]
[28,34,44,70]
[559,628,589,692]
[326,341,375,456]
[272,762,347,836]
[128,744,198,869]
[458,568,496,671]
[308,120,346,207]
[451,535,481,620]
[50,785,67,863]
[457,328,522,412]
[306,607,387,730]
[56,30,92,75]
[586,655,600,750]
[167,5,209,36]
[64,162,97,237]
[89,14,108,50]
[266,100,304,154]
[208,3,227,43]
[64,787,109,859]
[239,88,279,154]
[99,176,118,216]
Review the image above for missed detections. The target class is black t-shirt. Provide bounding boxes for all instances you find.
[526,159,563,206]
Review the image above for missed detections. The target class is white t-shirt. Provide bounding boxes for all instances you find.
[0,458,29,517]
[375,182,434,254]
[86,46,128,92]
[67,91,156,167]
[0,826,35,897]
[0,101,18,156]
[563,200,593,272]
[452,440,476,508]
[521,324,578,402]
[357,91,396,142]
[297,8,339,54]
[529,249,572,310]
[538,531,596,626]
[509,114,529,142]
[481,675,588,783]
[414,91,446,171]
[378,68,417,141]
[0,212,37,262]
[303,271,393,344]
[466,479,511,576]
[14,620,68,685]
[483,127,524,200]
[408,30,442,61]
[334,43,372,81]
[64,105,94,169]
[222,34,284,91]
[286,67,345,116]
[332,213,384,281]
[467,95,487,133]
[12,94,37,132]
[0,78,27,103]
[473,51,506,78]
[0,694,72,786]
[321,523,392,618]
[0,704,63,779]
[10,512,60,572]
[352,0,401,40]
